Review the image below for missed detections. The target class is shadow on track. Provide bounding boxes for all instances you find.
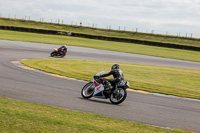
[78,97,121,106]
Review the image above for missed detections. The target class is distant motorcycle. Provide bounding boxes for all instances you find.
[50,49,67,58]
[81,71,129,104]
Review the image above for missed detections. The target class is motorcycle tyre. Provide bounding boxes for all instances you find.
[60,53,65,58]
[110,88,127,105]
[81,82,94,99]
[50,52,56,57]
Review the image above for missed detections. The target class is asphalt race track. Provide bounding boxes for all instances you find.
[0,40,200,132]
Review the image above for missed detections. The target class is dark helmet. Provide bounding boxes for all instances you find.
[111,64,119,70]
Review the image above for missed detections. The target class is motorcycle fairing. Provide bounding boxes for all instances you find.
[94,91,104,97]
[93,80,105,98]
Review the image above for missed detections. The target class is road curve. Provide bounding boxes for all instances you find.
[0,40,200,132]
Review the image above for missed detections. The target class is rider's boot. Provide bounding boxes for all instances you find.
[104,80,112,91]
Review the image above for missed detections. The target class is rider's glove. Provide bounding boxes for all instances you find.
[94,75,100,78]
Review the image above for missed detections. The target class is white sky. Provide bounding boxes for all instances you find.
[0,0,200,37]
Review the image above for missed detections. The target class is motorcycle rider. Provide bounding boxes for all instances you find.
[58,45,67,55]
[99,64,124,92]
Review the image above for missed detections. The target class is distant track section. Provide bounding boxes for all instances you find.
[1,25,200,51]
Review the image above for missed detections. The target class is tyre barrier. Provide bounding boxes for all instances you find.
[0,26,59,35]
[71,33,200,51]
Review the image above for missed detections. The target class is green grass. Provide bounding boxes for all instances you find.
[21,59,200,100]
[1,17,200,47]
[0,97,192,133]
[1,30,200,62]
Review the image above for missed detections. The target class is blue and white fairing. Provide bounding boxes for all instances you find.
[93,78,105,98]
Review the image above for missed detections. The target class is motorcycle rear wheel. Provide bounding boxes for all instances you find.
[110,88,127,104]
[81,82,95,99]
[60,53,65,58]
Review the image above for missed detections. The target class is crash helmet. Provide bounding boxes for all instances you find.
[111,64,119,70]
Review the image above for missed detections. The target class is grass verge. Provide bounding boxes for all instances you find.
[1,17,200,47]
[1,30,200,62]
[21,59,200,100]
[0,97,192,133]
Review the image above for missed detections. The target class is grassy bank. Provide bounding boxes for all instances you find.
[1,17,200,47]
[1,30,200,62]
[21,59,200,100]
[0,97,190,133]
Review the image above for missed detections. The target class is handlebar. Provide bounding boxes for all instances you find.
[94,75,104,83]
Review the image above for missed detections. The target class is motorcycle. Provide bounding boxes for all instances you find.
[50,49,67,58]
[81,71,129,104]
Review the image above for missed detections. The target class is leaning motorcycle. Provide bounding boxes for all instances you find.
[81,71,129,104]
[50,49,67,58]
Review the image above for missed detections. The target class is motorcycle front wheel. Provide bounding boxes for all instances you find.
[81,82,95,99]
[110,88,127,104]
[50,52,56,57]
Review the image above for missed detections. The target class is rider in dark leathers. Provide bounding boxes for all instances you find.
[58,45,67,54]
[99,64,124,91]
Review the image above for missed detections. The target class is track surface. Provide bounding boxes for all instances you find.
[0,40,200,132]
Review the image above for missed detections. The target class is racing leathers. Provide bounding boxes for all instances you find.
[58,46,67,54]
[100,69,124,91]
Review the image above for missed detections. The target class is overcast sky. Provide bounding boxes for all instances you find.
[0,0,200,37]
